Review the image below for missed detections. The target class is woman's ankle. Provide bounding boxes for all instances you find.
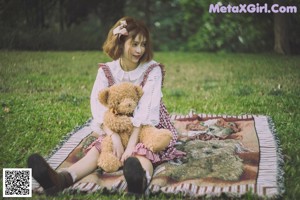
[59,168,77,183]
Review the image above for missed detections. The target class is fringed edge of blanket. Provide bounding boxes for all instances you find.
[254,115,284,198]
[170,111,255,121]
[65,179,252,198]
[66,180,256,198]
[267,117,285,196]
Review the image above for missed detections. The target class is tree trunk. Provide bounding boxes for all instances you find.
[144,0,152,28]
[273,0,291,54]
[59,0,65,32]
[39,1,45,28]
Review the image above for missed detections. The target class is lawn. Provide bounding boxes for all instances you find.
[1,51,299,199]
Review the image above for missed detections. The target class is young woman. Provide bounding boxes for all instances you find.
[28,16,185,196]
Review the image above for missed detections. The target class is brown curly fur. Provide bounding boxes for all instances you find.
[97,82,172,173]
[140,125,172,152]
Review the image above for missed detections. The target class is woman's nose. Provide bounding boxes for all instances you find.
[135,46,141,53]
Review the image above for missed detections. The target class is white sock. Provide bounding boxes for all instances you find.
[145,170,152,185]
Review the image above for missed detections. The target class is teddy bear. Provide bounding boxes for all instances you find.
[97,82,172,173]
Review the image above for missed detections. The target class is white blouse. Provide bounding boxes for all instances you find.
[90,59,163,135]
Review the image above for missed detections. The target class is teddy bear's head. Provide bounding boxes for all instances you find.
[98,82,144,115]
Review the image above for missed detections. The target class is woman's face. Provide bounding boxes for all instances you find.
[122,34,146,68]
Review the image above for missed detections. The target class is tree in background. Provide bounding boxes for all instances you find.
[178,0,299,54]
[0,0,299,54]
[0,0,125,50]
[179,0,275,52]
[125,0,186,51]
[273,0,300,55]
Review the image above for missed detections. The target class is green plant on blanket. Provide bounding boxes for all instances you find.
[157,139,244,181]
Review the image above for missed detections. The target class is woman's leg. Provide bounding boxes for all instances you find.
[67,146,99,181]
[28,146,100,195]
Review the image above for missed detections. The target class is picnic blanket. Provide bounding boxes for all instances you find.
[32,112,284,198]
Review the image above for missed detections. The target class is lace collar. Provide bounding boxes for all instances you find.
[107,59,157,82]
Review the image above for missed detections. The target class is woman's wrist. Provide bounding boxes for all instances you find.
[111,132,120,139]
[126,127,140,149]
[110,130,120,139]
[102,124,114,136]
[111,133,122,145]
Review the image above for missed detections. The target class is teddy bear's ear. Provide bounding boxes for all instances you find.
[98,88,109,106]
[135,85,144,99]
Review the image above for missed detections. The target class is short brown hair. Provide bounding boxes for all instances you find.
[102,16,153,63]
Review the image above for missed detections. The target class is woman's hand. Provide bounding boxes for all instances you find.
[121,127,141,162]
[121,146,135,162]
[103,124,124,159]
[111,133,124,159]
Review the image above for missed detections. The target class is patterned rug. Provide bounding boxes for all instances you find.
[32,112,284,198]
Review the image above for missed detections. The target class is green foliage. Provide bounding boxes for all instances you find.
[1,0,300,53]
[1,51,300,199]
[1,14,103,50]
[180,0,274,52]
[125,0,188,51]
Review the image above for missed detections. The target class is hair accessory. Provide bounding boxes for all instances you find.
[113,20,128,36]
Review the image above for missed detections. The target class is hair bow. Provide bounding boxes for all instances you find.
[113,20,128,36]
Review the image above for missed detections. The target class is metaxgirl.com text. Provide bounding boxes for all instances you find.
[209,3,297,14]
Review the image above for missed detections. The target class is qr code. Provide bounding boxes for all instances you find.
[3,168,32,197]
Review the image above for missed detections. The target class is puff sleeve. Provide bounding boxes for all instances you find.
[90,68,108,135]
[131,67,162,127]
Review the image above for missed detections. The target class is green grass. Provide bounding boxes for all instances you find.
[1,51,300,199]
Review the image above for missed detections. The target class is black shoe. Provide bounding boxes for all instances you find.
[27,153,73,195]
[123,157,148,195]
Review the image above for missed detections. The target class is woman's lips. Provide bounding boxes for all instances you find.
[133,55,141,60]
